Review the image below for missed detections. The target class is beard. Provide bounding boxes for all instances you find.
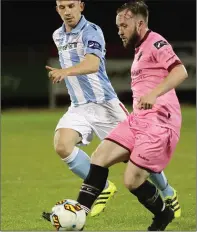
[124,27,140,51]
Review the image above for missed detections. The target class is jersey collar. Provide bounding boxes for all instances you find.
[135,29,151,48]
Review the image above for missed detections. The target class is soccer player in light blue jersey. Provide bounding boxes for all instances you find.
[43,0,179,220]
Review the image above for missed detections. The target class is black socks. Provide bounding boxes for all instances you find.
[77,164,109,214]
[131,180,165,215]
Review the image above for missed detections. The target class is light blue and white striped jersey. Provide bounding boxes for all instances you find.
[53,15,118,106]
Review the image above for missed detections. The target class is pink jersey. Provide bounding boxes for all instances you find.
[131,30,182,136]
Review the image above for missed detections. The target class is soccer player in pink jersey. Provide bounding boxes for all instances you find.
[60,0,188,230]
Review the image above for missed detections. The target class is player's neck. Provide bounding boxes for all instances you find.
[65,24,72,32]
[135,27,149,48]
[139,28,149,41]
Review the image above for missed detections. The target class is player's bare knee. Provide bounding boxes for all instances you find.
[124,161,150,190]
[55,142,74,159]
[91,149,107,167]
[124,168,149,191]
[54,128,81,159]
[124,173,141,190]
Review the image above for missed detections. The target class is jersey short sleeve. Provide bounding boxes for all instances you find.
[82,24,105,60]
[52,29,61,48]
[152,39,182,72]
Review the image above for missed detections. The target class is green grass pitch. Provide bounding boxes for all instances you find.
[1,106,196,230]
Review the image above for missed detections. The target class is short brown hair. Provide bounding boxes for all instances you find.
[117,0,149,23]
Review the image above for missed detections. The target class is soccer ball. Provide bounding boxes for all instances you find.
[50,199,86,231]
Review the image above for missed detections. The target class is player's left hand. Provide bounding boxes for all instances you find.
[46,66,68,84]
[138,93,157,110]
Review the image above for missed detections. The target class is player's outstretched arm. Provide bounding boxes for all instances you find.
[46,54,100,84]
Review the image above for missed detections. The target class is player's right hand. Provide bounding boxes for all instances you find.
[46,65,67,84]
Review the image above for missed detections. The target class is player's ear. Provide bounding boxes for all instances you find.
[56,6,59,14]
[80,1,85,12]
[137,20,143,33]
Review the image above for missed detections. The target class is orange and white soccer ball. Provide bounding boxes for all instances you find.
[50,199,86,231]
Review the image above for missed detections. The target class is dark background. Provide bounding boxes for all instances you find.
[2,0,196,108]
